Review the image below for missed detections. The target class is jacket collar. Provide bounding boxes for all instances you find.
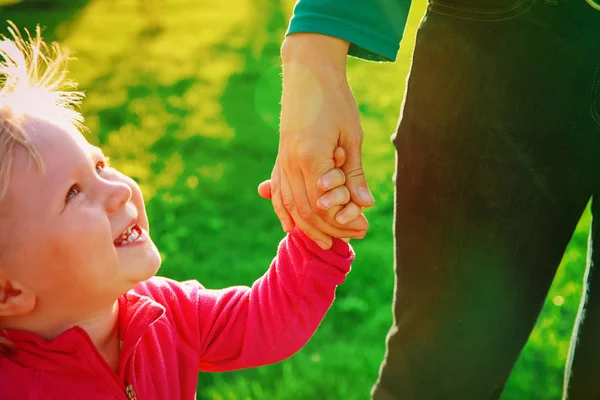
[2,287,165,372]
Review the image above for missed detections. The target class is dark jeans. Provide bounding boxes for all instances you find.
[371,0,600,398]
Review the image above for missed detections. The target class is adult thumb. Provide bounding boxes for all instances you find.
[341,137,374,208]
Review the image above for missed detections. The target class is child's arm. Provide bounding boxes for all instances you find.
[132,149,358,371]
[195,229,353,371]
[135,229,353,372]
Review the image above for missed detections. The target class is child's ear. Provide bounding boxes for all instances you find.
[0,278,35,317]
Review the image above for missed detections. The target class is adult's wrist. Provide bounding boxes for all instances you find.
[281,33,349,77]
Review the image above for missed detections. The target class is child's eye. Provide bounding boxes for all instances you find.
[66,185,80,201]
[66,159,109,202]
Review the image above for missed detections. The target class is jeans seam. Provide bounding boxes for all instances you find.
[591,59,600,126]
[430,0,528,13]
[587,0,600,11]
[428,0,536,21]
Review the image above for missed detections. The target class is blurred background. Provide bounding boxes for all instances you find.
[0,0,590,398]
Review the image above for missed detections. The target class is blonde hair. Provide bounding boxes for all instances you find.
[0,21,84,201]
[0,21,84,355]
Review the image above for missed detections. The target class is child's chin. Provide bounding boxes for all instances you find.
[147,241,162,270]
[127,262,161,289]
[124,244,162,282]
[140,248,162,279]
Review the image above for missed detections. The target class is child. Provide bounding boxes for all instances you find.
[0,23,367,399]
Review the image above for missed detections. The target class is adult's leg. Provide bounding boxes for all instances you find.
[372,0,600,398]
[563,195,600,399]
[561,6,600,395]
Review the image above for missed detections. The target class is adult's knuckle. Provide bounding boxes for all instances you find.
[293,145,313,164]
[323,209,341,224]
[272,199,284,215]
[298,203,316,221]
[270,182,281,197]
[311,201,326,215]
[282,197,296,214]
[344,166,365,180]
[343,130,363,147]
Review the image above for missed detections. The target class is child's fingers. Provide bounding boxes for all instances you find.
[317,168,346,192]
[316,185,351,210]
[333,146,346,168]
[315,146,346,192]
[257,180,272,199]
[334,201,363,225]
[323,203,368,234]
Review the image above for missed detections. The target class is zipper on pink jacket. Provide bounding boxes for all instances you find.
[125,384,137,399]
[72,326,134,399]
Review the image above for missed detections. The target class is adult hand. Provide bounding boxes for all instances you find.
[271,33,375,249]
[259,148,364,245]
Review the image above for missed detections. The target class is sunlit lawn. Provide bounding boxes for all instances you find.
[0,0,589,398]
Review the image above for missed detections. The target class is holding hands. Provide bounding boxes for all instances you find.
[258,33,375,249]
[258,147,360,244]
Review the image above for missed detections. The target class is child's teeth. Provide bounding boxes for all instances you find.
[117,227,140,246]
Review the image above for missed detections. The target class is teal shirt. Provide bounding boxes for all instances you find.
[286,0,412,62]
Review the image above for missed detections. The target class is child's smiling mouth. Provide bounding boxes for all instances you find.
[114,223,144,247]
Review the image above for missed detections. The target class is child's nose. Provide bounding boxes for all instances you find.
[104,180,133,213]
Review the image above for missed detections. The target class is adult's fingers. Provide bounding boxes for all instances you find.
[280,166,334,249]
[258,176,367,234]
[281,143,334,231]
[281,146,368,237]
[281,165,368,244]
[270,160,295,233]
[336,84,374,211]
[339,129,374,209]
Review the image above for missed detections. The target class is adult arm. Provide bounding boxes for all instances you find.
[271,0,412,249]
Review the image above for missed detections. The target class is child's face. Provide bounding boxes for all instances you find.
[1,116,161,319]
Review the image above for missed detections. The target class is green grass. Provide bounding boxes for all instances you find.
[0,1,589,398]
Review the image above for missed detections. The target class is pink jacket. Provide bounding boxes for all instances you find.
[0,230,353,399]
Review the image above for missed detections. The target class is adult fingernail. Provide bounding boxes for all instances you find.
[320,178,330,189]
[336,213,347,224]
[318,198,330,209]
[359,187,374,203]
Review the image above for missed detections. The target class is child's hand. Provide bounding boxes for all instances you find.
[258,147,364,243]
[314,147,362,226]
[258,147,350,212]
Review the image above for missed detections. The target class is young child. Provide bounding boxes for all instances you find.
[0,23,367,399]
